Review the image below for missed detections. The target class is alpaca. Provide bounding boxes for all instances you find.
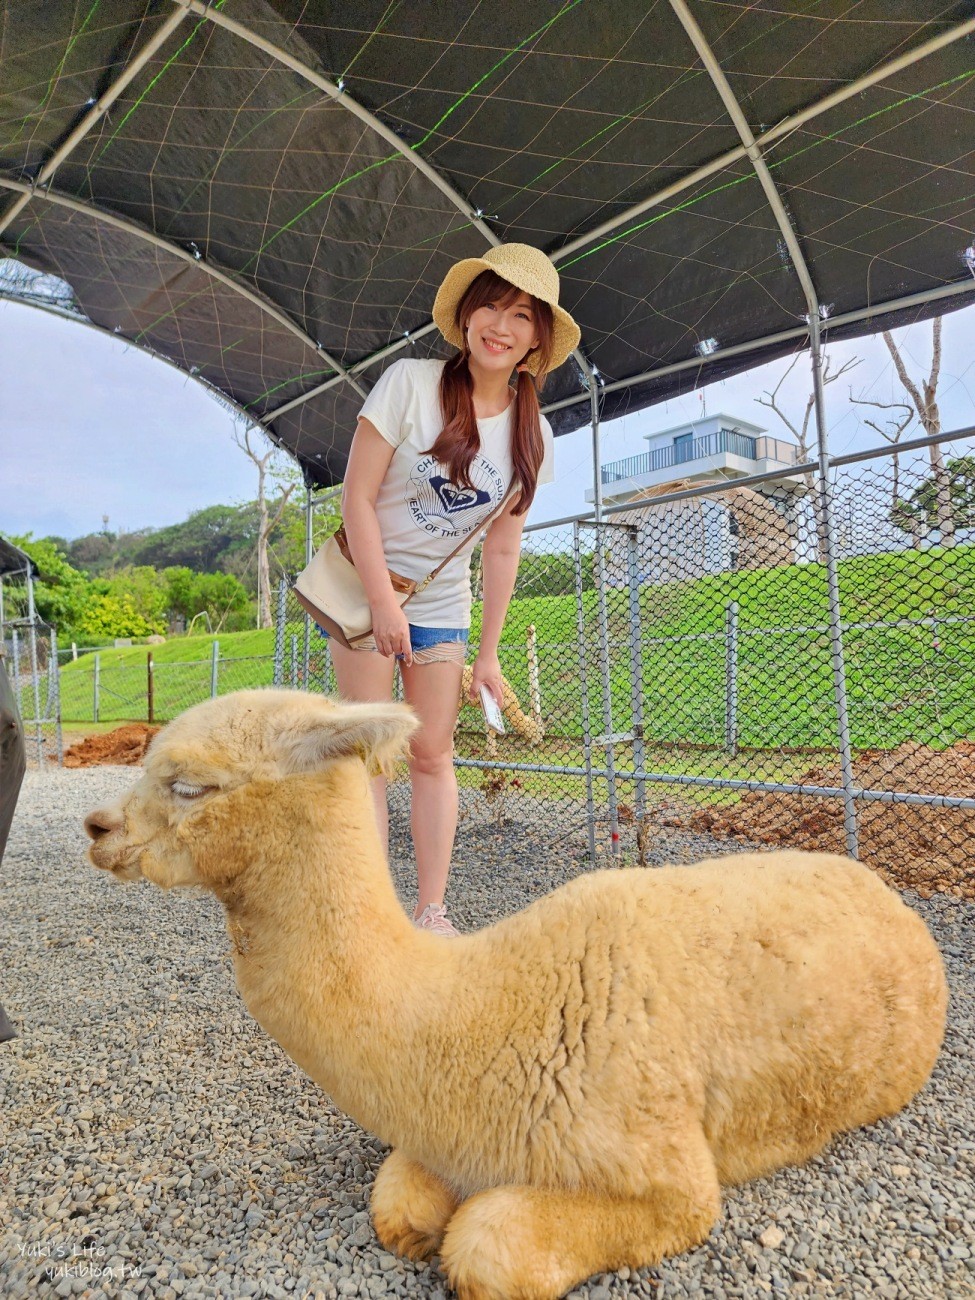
[85,690,947,1300]
[460,664,544,744]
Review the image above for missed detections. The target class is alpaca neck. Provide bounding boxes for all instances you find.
[214,762,442,1138]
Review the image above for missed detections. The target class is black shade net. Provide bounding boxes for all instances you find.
[1,0,973,486]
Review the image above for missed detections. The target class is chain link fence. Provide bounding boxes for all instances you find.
[57,644,286,728]
[2,620,63,768]
[306,428,975,900]
[42,430,974,900]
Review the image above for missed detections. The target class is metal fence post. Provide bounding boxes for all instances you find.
[594,524,621,856]
[26,581,43,767]
[725,600,739,757]
[526,624,542,733]
[210,640,219,698]
[303,485,314,690]
[810,312,859,858]
[147,652,155,724]
[273,579,287,687]
[626,526,646,826]
[11,628,20,712]
[573,522,597,864]
[93,652,100,724]
[50,626,63,765]
[291,634,299,688]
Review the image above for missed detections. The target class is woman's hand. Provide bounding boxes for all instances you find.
[370,598,413,664]
[469,652,502,707]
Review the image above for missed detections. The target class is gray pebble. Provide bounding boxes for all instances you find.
[1,767,973,1300]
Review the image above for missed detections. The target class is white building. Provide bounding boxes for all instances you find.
[587,413,805,507]
[589,415,816,583]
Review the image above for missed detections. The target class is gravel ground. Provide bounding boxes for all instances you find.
[1,765,973,1300]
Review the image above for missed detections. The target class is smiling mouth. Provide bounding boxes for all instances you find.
[482,338,511,353]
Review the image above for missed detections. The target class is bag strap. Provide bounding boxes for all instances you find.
[408,482,519,600]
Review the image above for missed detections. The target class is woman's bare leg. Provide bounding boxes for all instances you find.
[400,658,465,915]
[329,640,397,854]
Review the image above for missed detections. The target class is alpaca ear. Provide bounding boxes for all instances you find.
[282,701,419,776]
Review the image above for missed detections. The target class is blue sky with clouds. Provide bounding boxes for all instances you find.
[1,297,973,543]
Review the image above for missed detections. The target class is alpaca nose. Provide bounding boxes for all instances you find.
[84,807,122,840]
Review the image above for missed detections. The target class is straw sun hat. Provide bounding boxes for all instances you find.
[432,243,581,377]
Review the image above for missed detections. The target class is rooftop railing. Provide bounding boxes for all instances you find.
[601,429,799,484]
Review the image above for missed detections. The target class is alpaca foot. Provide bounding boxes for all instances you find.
[371,1149,459,1262]
[440,1178,720,1300]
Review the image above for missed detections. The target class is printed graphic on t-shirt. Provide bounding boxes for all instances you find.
[407,453,505,538]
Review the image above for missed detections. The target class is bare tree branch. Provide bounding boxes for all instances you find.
[880,320,953,545]
[234,425,301,627]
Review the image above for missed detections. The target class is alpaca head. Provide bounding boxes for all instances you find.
[84,689,418,890]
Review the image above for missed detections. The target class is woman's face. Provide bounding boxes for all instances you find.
[464,292,540,375]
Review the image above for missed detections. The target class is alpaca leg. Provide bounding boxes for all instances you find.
[371,1149,460,1261]
[440,1162,720,1300]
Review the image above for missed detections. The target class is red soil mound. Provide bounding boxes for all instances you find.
[63,724,160,768]
[664,741,975,900]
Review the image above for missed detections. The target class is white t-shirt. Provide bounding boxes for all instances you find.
[357,358,555,628]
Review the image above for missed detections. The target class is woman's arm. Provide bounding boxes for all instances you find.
[341,417,413,662]
[469,497,526,703]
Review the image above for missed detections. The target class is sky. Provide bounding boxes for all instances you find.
[1,296,973,544]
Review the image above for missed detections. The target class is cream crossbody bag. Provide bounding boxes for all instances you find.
[294,487,516,649]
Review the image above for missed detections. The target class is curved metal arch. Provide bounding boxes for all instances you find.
[173,0,500,248]
[0,285,279,442]
[553,11,975,265]
[0,6,190,241]
[668,0,819,316]
[174,0,606,421]
[0,176,367,400]
[257,7,975,423]
[541,274,975,418]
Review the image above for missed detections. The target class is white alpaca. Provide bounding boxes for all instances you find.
[85,690,947,1300]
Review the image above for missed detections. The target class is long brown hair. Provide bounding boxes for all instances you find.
[428,270,554,515]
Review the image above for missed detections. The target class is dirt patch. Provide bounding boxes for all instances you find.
[63,724,160,768]
[663,741,975,900]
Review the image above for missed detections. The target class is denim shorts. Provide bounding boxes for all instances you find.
[317,622,469,663]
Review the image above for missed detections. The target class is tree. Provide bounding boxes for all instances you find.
[100,565,169,628]
[881,319,954,547]
[755,349,861,559]
[4,533,90,629]
[79,593,164,639]
[233,426,300,628]
[131,504,255,572]
[891,455,975,539]
[848,391,915,539]
[270,488,343,580]
[163,567,251,632]
[756,350,862,468]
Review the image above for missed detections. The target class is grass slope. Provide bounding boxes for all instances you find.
[56,545,975,752]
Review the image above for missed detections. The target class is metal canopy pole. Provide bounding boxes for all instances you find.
[573,522,597,863]
[302,484,314,687]
[26,570,44,768]
[541,277,975,420]
[670,0,860,857]
[578,359,621,856]
[808,312,859,855]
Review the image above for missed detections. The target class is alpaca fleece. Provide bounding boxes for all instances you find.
[85,690,947,1300]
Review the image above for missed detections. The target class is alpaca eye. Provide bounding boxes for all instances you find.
[171,780,212,799]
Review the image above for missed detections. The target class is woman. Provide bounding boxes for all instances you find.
[333,243,580,935]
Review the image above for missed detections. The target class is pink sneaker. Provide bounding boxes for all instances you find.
[413,903,460,937]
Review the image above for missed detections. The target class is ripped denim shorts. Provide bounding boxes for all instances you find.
[316,622,469,665]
